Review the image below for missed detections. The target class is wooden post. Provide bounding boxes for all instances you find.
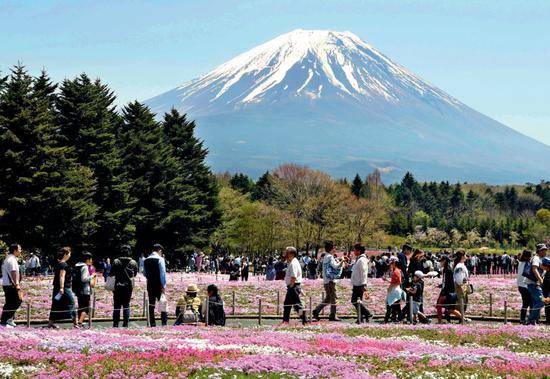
[205,297,210,326]
[320,292,325,315]
[145,297,150,327]
[504,300,508,324]
[489,293,493,317]
[232,291,236,315]
[91,293,96,318]
[258,299,262,326]
[88,302,93,328]
[408,296,414,323]
[459,298,465,324]
[276,291,280,315]
[142,292,147,317]
[357,299,362,324]
[26,303,31,327]
[308,296,312,321]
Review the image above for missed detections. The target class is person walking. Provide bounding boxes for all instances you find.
[282,247,307,324]
[453,251,471,323]
[143,244,168,327]
[47,247,78,329]
[73,252,96,327]
[350,243,372,323]
[435,255,461,323]
[517,249,533,324]
[1,243,23,328]
[111,245,138,328]
[525,244,548,325]
[312,241,344,321]
[384,256,403,323]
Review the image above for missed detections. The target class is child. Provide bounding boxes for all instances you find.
[174,283,202,325]
[406,271,430,324]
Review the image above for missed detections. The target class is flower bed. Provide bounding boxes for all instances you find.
[0,323,548,378]
[6,272,524,320]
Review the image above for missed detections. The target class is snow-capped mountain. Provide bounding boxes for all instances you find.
[146,29,550,183]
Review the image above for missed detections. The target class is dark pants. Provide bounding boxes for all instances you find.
[518,286,531,323]
[283,284,305,322]
[77,294,91,319]
[384,303,401,323]
[313,281,337,319]
[113,286,133,327]
[1,286,22,325]
[147,289,167,327]
[351,285,372,321]
[543,285,550,325]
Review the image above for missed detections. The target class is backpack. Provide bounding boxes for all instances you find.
[72,265,85,294]
[323,257,342,280]
[208,296,226,326]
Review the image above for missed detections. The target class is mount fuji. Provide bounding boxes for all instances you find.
[145,29,550,183]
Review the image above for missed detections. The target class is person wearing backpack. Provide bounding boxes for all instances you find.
[202,284,226,326]
[525,244,548,325]
[517,249,533,324]
[73,252,96,327]
[110,245,138,327]
[312,241,345,322]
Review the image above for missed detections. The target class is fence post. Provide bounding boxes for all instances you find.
[258,299,262,326]
[91,293,96,318]
[459,298,465,324]
[276,291,280,315]
[489,293,493,317]
[320,292,325,315]
[357,299,362,324]
[408,296,414,323]
[26,303,31,327]
[145,297,150,327]
[504,300,508,324]
[88,302,93,329]
[308,296,312,322]
[142,292,147,317]
[205,297,210,326]
[232,291,236,315]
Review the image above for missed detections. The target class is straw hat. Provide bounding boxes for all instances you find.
[186,283,199,293]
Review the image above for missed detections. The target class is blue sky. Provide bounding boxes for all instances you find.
[1,0,549,145]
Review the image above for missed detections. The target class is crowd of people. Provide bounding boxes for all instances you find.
[1,241,549,328]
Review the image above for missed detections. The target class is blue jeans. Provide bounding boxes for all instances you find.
[527,283,543,324]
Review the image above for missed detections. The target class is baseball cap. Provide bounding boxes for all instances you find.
[540,257,550,267]
[536,243,548,253]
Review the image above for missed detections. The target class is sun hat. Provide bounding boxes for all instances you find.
[186,283,199,293]
[388,256,399,264]
[414,270,424,279]
[536,243,548,253]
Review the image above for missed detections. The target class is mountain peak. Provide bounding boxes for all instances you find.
[148,29,459,116]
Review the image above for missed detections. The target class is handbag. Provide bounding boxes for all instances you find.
[104,276,116,292]
[158,293,168,313]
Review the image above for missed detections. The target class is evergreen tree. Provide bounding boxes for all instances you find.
[350,174,363,197]
[230,173,255,194]
[161,108,220,248]
[252,171,273,201]
[0,65,97,251]
[56,74,134,254]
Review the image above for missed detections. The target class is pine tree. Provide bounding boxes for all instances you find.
[0,65,97,251]
[161,108,220,248]
[56,74,134,253]
[350,174,363,197]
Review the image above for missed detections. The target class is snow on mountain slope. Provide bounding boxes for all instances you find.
[145,29,550,183]
[147,29,461,116]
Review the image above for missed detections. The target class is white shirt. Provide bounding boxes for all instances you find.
[453,262,469,285]
[523,256,541,285]
[2,254,19,286]
[285,257,302,286]
[351,254,368,286]
[517,261,527,288]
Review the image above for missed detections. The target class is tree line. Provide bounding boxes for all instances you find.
[0,65,219,258]
[1,65,548,257]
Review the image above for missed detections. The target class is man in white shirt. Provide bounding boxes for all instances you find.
[350,243,372,323]
[27,252,40,276]
[312,241,344,321]
[1,243,23,327]
[283,246,307,324]
[526,244,548,325]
